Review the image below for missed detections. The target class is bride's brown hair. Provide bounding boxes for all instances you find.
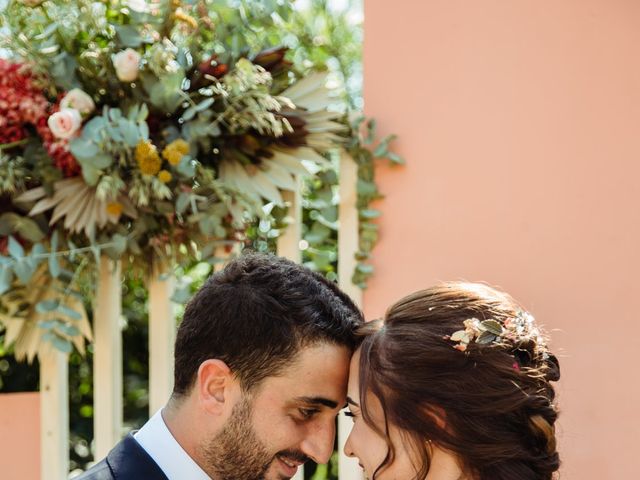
[358,282,560,480]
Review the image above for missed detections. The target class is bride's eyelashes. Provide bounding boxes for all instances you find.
[343,410,356,422]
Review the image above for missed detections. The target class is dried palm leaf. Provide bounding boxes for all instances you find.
[15,178,137,238]
[0,265,92,362]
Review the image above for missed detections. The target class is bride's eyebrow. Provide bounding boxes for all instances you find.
[346,396,360,407]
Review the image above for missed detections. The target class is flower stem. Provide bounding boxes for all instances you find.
[0,139,29,151]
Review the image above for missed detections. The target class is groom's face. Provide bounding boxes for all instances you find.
[205,342,351,480]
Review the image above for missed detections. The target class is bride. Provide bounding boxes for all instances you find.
[344,282,560,480]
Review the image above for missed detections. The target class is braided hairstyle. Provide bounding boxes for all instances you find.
[357,282,560,480]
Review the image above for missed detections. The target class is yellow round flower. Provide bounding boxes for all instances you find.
[162,147,183,166]
[158,170,172,183]
[162,139,190,166]
[106,202,124,217]
[171,139,190,155]
[135,140,162,175]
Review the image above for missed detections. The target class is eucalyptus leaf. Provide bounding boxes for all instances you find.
[0,265,12,295]
[139,121,149,140]
[81,163,101,186]
[170,285,192,304]
[373,134,398,157]
[36,299,59,313]
[386,152,405,165]
[52,336,73,353]
[57,304,82,321]
[49,255,61,279]
[359,209,381,219]
[356,263,374,274]
[176,192,191,215]
[481,320,503,336]
[70,138,99,159]
[38,320,56,330]
[356,179,377,196]
[177,156,196,177]
[476,331,497,345]
[111,234,128,255]
[51,230,59,252]
[57,323,80,337]
[8,236,24,259]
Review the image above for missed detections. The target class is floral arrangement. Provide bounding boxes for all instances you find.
[446,310,549,365]
[0,0,351,360]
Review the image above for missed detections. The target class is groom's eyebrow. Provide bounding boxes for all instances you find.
[295,396,339,409]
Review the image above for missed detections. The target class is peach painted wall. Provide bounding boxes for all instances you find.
[0,392,40,480]
[363,1,639,478]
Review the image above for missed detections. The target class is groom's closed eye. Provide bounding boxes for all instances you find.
[290,395,341,421]
[298,407,320,420]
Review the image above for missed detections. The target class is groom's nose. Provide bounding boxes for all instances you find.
[299,418,336,464]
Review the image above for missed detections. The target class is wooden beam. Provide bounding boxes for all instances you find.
[338,151,363,307]
[277,179,303,262]
[40,349,69,480]
[278,180,303,480]
[338,151,364,480]
[148,268,175,416]
[93,257,123,460]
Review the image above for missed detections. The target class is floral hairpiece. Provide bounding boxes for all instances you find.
[446,310,546,355]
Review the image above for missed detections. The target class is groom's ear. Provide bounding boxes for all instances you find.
[197,359,235,415]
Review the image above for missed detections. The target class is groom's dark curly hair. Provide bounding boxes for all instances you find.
[172,252,363,395]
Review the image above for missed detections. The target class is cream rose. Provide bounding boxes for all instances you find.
[47,108,82,140]
[60,88,96,115]
[113,48,141,82]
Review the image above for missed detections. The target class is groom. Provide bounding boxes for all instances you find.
[78,253,362,480]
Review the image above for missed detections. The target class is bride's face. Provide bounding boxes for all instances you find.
[344,348,420,479]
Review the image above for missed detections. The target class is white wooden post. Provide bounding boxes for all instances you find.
[40,348,69,480]
[277,178,303,263]
[277,181,303,480]
[148,267,176,416]
[338,151,364,480]
[93,257,123,460]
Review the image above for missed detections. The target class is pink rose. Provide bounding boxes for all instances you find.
[113,49,141,82]
[47,108,82,140]
[60,88,95,115]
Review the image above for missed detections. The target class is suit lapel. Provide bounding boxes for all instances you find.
[107,434,169,480]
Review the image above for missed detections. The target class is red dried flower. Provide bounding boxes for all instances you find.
[0,59,80,177]
[0,59,49,144]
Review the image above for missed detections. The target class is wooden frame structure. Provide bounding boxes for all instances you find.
[39,153,363,480]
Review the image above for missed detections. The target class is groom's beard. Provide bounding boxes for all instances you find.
[202,398,309,480]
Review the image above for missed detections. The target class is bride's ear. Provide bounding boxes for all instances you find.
[197,359,235,415]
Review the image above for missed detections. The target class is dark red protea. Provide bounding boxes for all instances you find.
[252,46,292,76]
[198,54,229,78]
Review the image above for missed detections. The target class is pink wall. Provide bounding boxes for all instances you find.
[363,1,639,478]
[0,392,40,480]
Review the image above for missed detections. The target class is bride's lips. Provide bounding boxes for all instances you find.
[276,455,303,478]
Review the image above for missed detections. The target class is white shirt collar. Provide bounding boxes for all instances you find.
[134,409,211,480]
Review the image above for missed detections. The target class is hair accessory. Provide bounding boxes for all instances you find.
[445,310,547,355]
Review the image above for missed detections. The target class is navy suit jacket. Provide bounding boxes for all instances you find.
[75,434,168,480]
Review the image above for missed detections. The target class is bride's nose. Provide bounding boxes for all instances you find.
[343,431,356,457]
